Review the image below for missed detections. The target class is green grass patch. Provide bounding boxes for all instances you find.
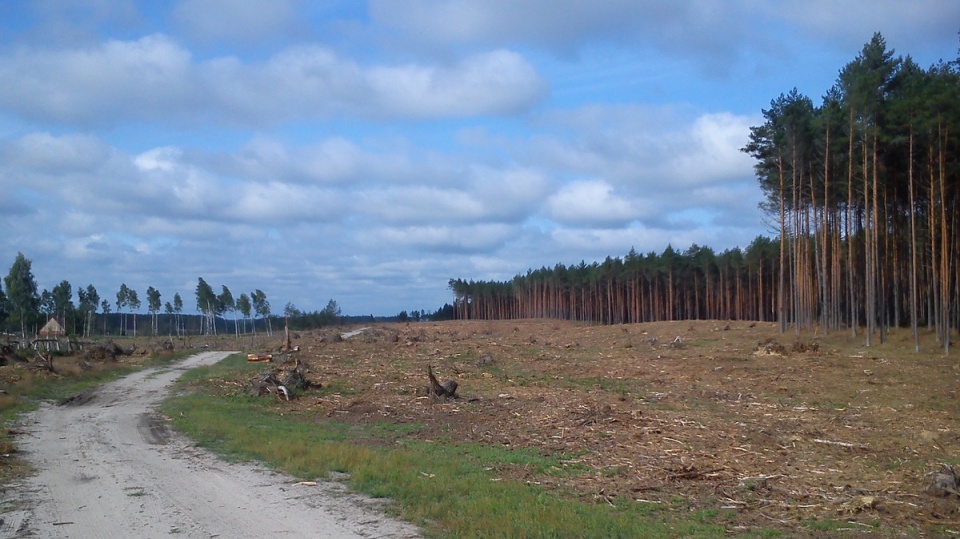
[162,360,734,538]
[446,349,478,363]
[177,351,268,384]
[555,375,640,396]
[516,346,548,359]
[399,439,589,478]
[877,458,927,471]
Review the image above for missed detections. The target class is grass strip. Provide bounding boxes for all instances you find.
[162,354,731,538]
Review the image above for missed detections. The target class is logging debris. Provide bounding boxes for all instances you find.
[928,464,960,497]
[251,357,318,400]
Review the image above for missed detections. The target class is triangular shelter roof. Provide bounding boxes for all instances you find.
[39,317,65,338]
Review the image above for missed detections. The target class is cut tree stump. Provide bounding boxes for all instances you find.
[428,366,458,399]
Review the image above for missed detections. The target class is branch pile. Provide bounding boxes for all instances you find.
[251,357,318,401]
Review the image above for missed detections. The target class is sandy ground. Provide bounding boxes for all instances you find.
[1,351,421,538]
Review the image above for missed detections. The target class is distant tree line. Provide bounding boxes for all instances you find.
[0,250,448,338]
[0,252,278,339]
[447,33,959,353]
[281,299,344,330]
[448,240,778,325]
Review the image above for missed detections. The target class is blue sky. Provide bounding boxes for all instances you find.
[0,1,957,316]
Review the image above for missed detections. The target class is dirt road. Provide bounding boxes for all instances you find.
[2,351,421,538]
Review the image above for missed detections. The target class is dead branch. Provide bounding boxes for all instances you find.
[36,349,55,372]
[813,438,868,449]
[668,467,725,480]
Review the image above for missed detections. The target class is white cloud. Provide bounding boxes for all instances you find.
[20,0,142,46]
[378,224,516,253]
[172,0,300,44]
[0,38,546,127]
[663,112,757,186]
[202,46,366,123]
[134,146,182,172]
[358,186,485,224]
[368,0,957,78]
[0,35,195,126]
[544,180,644,227]
[369,0,749,69]
[350,163,550,226]
[0,132,113,176]
[131,147,221,217]
[232,137,377,185]
[548,226,653,258]
[366,49,546,117]
[530,105,756,191]
[467,165,550,221]
[229,181,343,223]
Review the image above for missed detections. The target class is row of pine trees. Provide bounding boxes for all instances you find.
[448,240,779,326]
[449,34,958,353]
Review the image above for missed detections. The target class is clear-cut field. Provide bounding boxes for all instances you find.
[4,319,958,536]
[281,319,959,535]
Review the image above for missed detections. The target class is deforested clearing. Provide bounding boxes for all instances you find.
[174,319,960,536]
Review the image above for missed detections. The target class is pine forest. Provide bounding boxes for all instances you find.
[448,34,959,353]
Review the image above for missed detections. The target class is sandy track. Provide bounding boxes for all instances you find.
[2,351,421,538]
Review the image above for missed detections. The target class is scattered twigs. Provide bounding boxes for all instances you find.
[738,474,783,487]
[668,466,725,480]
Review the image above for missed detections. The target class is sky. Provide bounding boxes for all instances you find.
[0,1,957,317]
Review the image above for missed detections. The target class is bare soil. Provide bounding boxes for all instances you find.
[276,319,960,536]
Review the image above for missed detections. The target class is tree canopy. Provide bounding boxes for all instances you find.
[4,252,40,337]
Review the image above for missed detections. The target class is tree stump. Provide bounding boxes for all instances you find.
[428,366,458,399]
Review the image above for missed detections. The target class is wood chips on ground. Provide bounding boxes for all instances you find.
[281,320,960,536]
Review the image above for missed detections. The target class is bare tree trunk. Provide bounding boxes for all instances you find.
[846,109,858,337]
[778,154,787,333]
[908,126,919,352]
[938,122,950,354]
[864,131,874,346]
